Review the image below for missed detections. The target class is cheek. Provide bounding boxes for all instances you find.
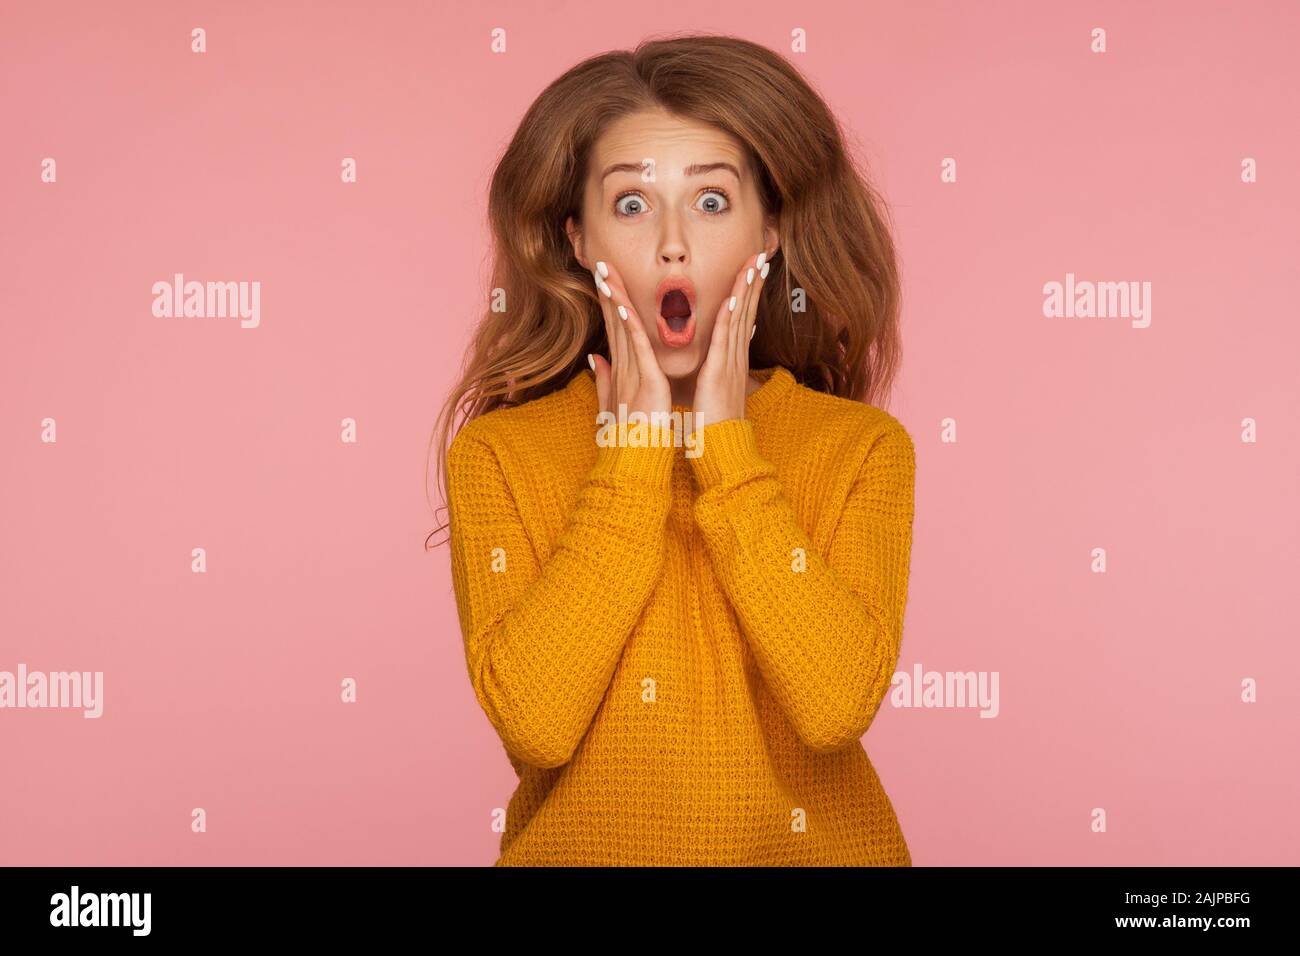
[705,228,759,288]
[702,262,740,316]
[591,230,644,274]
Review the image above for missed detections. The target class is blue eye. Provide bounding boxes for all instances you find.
[614,193,646,216]
[611,187,732,218]
[697,189,730,214]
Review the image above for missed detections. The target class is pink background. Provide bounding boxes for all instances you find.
[2,1,1297,866]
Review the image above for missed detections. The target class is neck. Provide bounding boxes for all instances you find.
[669,370,762,409]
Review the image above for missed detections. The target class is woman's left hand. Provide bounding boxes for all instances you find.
[691,250,771,431]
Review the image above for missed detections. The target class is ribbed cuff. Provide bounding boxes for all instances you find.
[589,420,678,487]
[687,418,770,491]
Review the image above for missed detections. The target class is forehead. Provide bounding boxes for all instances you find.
[590,109,747,176]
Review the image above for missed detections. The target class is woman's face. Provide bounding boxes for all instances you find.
[566,108,779,381]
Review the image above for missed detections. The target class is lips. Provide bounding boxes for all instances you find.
[654,275,696,348]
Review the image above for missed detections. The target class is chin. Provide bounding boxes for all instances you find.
[655,347,702,379]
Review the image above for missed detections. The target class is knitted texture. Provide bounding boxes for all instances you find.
[446,365,916,866]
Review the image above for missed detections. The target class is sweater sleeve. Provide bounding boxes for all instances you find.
[687,416,916,754]
[447,419,677,770]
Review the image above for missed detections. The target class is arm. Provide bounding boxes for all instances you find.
[447,420,676,769]
[688,417,916,754]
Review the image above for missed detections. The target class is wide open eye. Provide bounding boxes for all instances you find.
[614,192,647,216]
[696,189,731,214]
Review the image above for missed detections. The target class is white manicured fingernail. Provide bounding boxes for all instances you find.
[617,305,628,320]
[587,353,595,370]
[750,325,756,340]
[729,295,737,312]
[756,252,766,269]
[596,261,609,278]
[760,262,770,279]
[746,268,755,285]
[599,279,612,298]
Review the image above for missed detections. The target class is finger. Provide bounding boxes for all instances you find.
[593,264,619,364]
[734,252,766,363]
[597,260,641,406]
[745,252,770,353]
[713,254,755,377]
[591,352,610,415]
[708,285,737,375]
[619,297,664,399]
[591,263,625,402]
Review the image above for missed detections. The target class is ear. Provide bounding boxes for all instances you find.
[565,215,587,270]
[762,218,780,260]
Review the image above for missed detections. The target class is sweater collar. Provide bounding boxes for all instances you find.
[568,365,794,421]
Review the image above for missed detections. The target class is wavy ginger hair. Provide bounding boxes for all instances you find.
[425,33,903,550]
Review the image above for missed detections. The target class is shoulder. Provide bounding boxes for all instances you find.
[448,376,586,471]
[785,378,914,464]
[787,387,915,521]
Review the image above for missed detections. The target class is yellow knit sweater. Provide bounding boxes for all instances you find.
[446,365,916,866]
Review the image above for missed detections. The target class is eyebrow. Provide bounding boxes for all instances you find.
[600,161,742,182]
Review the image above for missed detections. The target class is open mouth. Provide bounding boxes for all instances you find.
[661,290,691,331]
[655,277,696,348]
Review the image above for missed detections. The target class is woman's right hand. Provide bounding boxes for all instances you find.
[587,260,672,424]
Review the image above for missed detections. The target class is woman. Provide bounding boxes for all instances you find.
[427,33,916,866]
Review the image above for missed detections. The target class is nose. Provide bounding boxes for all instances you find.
[657,212,687,265]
